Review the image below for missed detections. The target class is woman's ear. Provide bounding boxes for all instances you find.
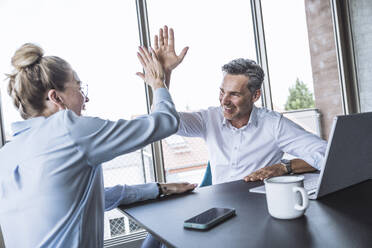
[46,89,65,110]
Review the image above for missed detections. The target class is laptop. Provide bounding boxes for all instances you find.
[250,112,372,200]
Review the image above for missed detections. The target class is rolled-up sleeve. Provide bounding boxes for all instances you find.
[177,111,206,138]
[275,115,327,170]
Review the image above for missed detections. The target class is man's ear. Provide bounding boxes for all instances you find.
[47,89,65,110]
[252,89,261,102]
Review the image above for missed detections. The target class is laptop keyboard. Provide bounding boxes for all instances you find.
[304,176,319,191]
[249,173,320,194]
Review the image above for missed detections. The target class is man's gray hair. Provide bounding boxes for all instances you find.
[222,58,264,93]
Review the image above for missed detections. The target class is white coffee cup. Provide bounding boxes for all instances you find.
[264,175,309,219]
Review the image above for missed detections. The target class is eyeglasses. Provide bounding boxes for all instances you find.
[79,83,88,98]
[45,83,88,100]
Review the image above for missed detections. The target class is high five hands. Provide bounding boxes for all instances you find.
[136,25,188,89]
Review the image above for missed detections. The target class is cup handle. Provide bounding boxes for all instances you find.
[293,186,309,211]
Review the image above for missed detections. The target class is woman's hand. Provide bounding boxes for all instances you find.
[136,46,165,90]
[159,182,197,196]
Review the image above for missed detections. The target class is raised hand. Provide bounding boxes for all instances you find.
[136,46,165,90]
[154,25,188,74]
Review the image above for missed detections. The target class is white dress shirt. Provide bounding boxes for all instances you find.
[0,88,178,248]
[177,105,327,184]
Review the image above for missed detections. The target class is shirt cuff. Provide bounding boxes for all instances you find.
[154,88,173,106]
[132,182,159,200]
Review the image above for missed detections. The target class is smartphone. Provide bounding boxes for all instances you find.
[183,207,236,230]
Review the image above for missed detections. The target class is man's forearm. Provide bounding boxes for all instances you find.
[291,158,317,174]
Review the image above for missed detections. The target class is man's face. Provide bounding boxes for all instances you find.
[219,74,260,127]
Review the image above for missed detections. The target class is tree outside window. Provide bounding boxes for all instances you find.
[285,78,315,111]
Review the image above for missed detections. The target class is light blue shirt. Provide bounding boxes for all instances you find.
[0,88,178,248]
[177,105,327,184]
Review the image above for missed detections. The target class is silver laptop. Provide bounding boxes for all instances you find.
[250,112,372,200]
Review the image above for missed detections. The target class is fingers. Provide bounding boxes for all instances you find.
[138,46,158,64]
[178,47,189,62]
[244,170,272,182]
[244,175,261,182]
[137,46,164,85]
[150,47,158,60]
[186,183,198,190]
[159,28,164,46]
[180,183,197,193]
[142,46,152,61]
[137,51,147,68]
[163,25,168,46]
[135,72,145,80]
[166,182,198,194]
[154,35,159,50]
[137,46,150,65]
[169,27,175,49]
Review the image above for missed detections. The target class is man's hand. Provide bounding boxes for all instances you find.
[244,164,287,182]
[154,25,188,87]
[159,182,197,196]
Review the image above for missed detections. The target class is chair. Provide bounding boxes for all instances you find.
[199,161,212,187]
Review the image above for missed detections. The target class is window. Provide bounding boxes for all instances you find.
[147,0,257,183]
[0,0,152,241]
[260,0,320,136]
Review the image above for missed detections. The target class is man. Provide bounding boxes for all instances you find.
[154,26,327,184]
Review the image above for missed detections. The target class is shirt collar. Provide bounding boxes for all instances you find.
[221,105,258,129]
[11,116,45,136]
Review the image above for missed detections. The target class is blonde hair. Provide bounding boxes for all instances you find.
[6,43,71,119]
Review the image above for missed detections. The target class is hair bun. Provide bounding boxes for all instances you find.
[11,43,44,70]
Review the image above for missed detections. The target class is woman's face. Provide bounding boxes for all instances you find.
[59,70,89,116]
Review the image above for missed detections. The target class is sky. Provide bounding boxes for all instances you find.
[0,0,314,137]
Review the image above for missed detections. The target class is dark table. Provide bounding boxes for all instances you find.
[119,179,372,248]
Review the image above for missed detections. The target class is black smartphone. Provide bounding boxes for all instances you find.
[183,207,236,230]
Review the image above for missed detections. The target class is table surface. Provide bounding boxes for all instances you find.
[119,179,372,248]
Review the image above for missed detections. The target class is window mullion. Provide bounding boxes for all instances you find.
[135,0,166,183]
[250,0,273,110]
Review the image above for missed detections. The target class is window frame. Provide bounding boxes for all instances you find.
[136,0,167,183]
[251,0,273,110]
[330,0,360,114]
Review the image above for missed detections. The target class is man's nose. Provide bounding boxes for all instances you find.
[221,94,230,105]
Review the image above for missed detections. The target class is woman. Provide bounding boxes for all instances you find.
[0,43,196,248]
